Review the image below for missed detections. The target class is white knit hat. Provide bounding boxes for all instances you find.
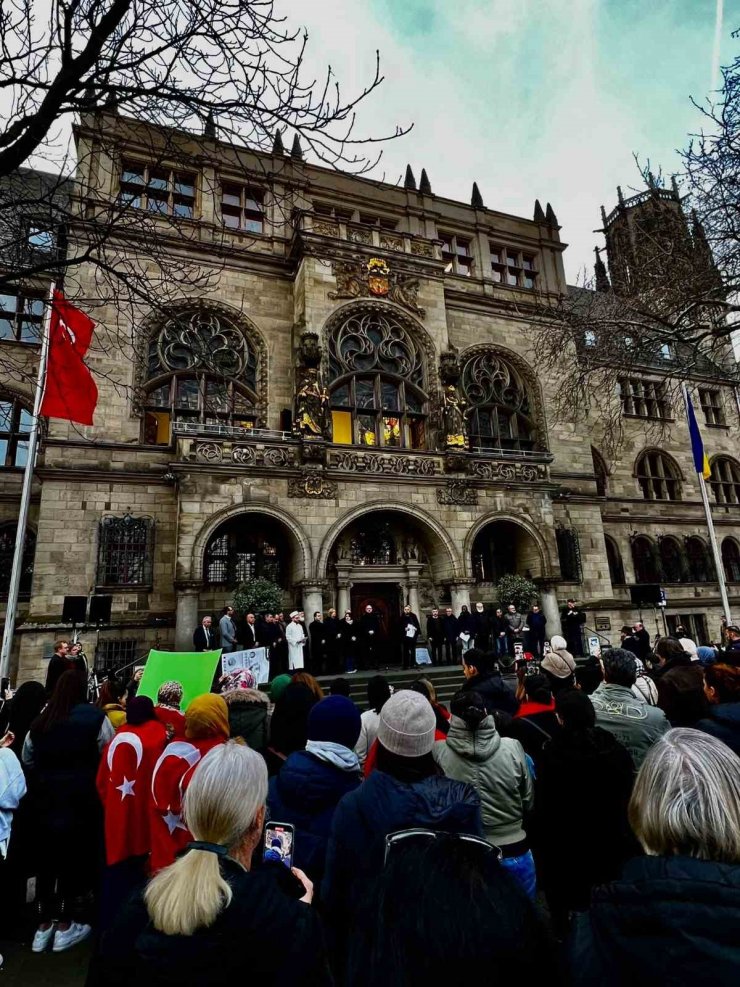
[377,690,436,758]
[550,634,568,651]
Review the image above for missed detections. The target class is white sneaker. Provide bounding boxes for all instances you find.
[52,922,91,952]
[31,925,56,953]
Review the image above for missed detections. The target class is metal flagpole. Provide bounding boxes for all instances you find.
[682,383,733,625]
[0,282,55,684]
[699,470,733,625]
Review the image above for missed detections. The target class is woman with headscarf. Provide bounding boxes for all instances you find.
[96,677,127,729]
[263,683,318,778]
[149,694,229,872]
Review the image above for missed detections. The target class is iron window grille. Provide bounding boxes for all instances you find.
[204,520,284,587]
[96,514,155,588]
[96,638,138,675]
[556,527,582,582]
[0,523,35,597]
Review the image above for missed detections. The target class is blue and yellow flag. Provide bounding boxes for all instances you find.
[684,388,711,479]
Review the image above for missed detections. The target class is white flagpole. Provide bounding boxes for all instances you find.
[682,383,733,625]
[0,282,55,684]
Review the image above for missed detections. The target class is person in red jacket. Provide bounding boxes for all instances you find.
[149,693,229,872]
[96,697,168,926]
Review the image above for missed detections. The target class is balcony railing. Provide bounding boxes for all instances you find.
[171,421,295,442]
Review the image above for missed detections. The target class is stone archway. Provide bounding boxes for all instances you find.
[464,513,551,583]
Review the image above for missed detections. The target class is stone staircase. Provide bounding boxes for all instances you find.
[316,663,467,707]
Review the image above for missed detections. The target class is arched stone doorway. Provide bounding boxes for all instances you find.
[470,519,545,584]
[320,505,462,644]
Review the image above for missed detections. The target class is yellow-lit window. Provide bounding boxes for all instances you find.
[331,410,353,444]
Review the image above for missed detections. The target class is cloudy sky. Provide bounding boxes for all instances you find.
[281,0,734,282]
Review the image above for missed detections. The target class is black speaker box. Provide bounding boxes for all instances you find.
[62,595,87,623]
[629,584,662,606]
[89,595,112,624]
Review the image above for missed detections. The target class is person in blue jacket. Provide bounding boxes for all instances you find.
[267,695,362,884]
[322,690,482,937]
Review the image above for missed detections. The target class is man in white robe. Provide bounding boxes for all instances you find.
[286,611,307,670]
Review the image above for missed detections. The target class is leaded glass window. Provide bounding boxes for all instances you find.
[97,515,154,588]
[0,523,35,597]
[461,351,538,452]
[328,309,428,448]
[349,521,396,566]
[143,309,259,444]
[204,518,285,587]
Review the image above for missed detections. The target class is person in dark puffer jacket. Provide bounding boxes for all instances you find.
[267,695,362,884]
[323,691,482,948]
[695,663,740,755]
[223,687,269,753]
[460,649,518,716]
[570,729,740,987]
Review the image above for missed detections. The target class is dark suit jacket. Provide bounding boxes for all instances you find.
[193,625,215,652]
[242,622,259,648]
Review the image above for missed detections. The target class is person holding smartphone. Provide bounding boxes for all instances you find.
[100,742,330,986]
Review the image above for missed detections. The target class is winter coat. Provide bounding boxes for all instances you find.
[426,615,445,642]
[433,715,533,846]
[695,702,740,755]
[508,700,561,762]
[505,612,525,636]
[457,611,476,635]
[0,747,26,858]
[532,727,636,913]
[223,688,269,752]
[267,749,362,883]
[322,769,482,920]
[460,670,519,716]
[569,855,740,987]
[589,682,669,769]
[654,655,707,725]
[355,709,381,766]
[441,614,459,642]
[100,856,331,987]
[526,611,547,635]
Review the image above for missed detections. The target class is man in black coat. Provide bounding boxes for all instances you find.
[193,616,215,652]
[525,603,547,658]
[441,607,459,665]
[426,608,445,666]
[309,612,330,676]
[239,612,259,649]
[323,608,341,675]
[44,639,86,694]
[472,602,491,651]
[460,648,518,715]
[631,621,651,661]
[491,607,508,659]
[359,604,382,670]
[560,599,586,657]
[400,604,421,669]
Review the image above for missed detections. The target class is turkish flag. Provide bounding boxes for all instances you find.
[97,719,168,866]
[149,736,224,872]
[40,290,98,425]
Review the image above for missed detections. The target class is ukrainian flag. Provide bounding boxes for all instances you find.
[684,388,711,479]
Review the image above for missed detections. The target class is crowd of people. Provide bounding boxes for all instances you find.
[0,623,739,984]
[193,597,591,678]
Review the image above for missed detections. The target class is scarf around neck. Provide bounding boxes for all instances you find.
[305,739,361,773]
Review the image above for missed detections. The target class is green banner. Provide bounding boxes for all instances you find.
[137,649,221,710]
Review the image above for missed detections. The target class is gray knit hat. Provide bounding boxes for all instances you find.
[377,690,436,757]
[541,649,576,679]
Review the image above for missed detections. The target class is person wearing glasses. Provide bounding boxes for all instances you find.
[433,690,535,897]
[322,691,482,940]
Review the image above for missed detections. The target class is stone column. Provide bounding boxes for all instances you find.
[337,582,351,616]
[174,582,202,651]
[449,581,473,613]
[301,582,325,620]
[540,585,562,638]
[408,583,420,616]
[405,561,423,615]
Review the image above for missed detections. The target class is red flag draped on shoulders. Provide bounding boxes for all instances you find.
[40,290,98,425]
[96,718,168,867]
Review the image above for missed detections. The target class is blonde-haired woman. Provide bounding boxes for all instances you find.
[102,742,331,986]
[570,729,740,986]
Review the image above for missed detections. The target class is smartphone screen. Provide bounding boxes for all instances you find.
[263,822,294,869]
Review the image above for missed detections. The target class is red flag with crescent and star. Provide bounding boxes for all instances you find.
[96,719,168,866]
[149,736,225,872]
[39,290,98,425]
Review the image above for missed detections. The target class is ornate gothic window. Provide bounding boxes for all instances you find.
[709,456,740,505]
[143,308,260,444]
[461,351,539,452]
[0,523,35,597]
[204,517,286,587]
[635,451,681,501]
[658,536,686,583]
[605,535,625,586]
[686,536,714,583]
[349,521,396,566]
[328,309,428,448]
[96,514,155,588]
[722,538,740,583]
[556,527,582,582]
[631,535,659,584]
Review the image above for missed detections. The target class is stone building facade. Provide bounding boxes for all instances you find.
[2,113,740,681]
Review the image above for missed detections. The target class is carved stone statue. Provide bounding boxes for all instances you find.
[295,369,331,440]
[441,384,468,449]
